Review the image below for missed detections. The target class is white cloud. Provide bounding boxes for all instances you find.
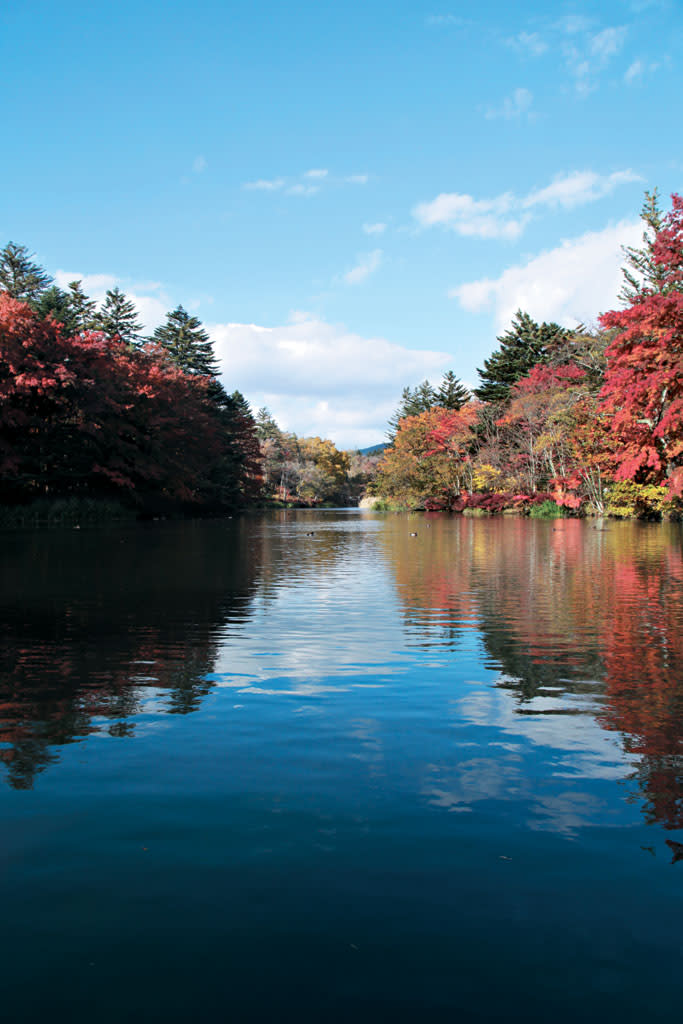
[589,25,627,60]
[54,270,168,332]
[242,170,367,192]
[343,249,383,284]
[451,218,642,330]
[523,169,642,208]
[363,222,387,235]
[562,23,628,95]
[555,15,593,35]
[507,31,548,56]
[485,87,534,120]
[130,292,168,332]
[242,178,285,191]
[207,314,451,448]
[413,168,641,239]
[426,14,469,27]
[625,58,643,81]
[413,191,528,240]
[624,58,661,82]
[55,271,117,295]
[192,155,207,174]
[286,183,320,196]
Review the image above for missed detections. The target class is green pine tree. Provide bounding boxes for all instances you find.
[619,188,668,302]
[35,281,99,337]
[437,370,470,410]
[255,407,282,441]
[474,311,568,403]
[97,286,143,346]
[415,379,437,410]
[151,305,219,376]
[34,286,77,332]
[0,241,53,304]
[387,380,438,440]
[228,389,253,418]
[66,280,98,333]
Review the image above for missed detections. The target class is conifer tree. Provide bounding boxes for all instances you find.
[228,389,252,418]
[34,280,98,337]
[0,241,52,304]
[415,379,437,410]
[619,189,669,303]
[67,280,98,333]
[34,286,75,332]
[97,286,143,346]
[151,305,219,376]
[474,311,568,404]
[387,381,438,440]
[437,370,470,410]
[255,407,281,441]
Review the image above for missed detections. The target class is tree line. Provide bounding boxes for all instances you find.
[371,190,683,519]
[255,407,380,506]
[3,189,682,520]
[0,245,261,516]
[0,245,379,516]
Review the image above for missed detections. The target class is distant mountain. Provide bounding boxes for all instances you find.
[358,443,387,456]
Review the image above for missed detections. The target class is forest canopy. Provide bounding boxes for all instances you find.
[2,189,682,521]
[372,190,683,520]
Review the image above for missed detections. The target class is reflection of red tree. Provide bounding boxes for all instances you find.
[0,522,261,789]
[599,548,683,828]
[385,519,479,639]
[387,518,683,828]
[0,630,219,788]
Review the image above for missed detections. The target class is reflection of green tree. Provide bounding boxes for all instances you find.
[0,521,261,788]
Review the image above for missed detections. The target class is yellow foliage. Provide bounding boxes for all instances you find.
[472,464,503,492]
[298,436,350,484]
[605,480,679,519]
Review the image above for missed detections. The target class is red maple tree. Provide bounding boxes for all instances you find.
[599,193,683,496]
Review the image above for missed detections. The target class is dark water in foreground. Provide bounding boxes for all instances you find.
[1,511,682,1022]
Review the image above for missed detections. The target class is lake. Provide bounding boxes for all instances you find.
[1,511,682,1021]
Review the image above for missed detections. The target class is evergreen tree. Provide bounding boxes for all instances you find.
[387,380,438,440]
[34,286,76,332]
[415,379,437,410]
[67,280,98,333]
[228,389,253,418]
[35,281,98,337]
[619,189,669,302]
[387,387,415,441]
[97,286,143,346]
[150,305,219,376]
[437,370,470,410]
[474,311,568,403]
[0,241,52,304]
[255,406,281,441]
[213,391,262,504]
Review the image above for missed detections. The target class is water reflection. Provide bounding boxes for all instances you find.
[379,515,683,830]
[1,512,682,837]
[3,511,683,1023]
[0,521,260,787]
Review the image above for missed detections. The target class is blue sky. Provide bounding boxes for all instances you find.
[2,0,681,447]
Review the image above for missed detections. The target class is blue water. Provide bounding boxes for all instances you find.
[1,512,682,1021]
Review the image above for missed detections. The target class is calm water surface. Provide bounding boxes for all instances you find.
[1,511,682,1021]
